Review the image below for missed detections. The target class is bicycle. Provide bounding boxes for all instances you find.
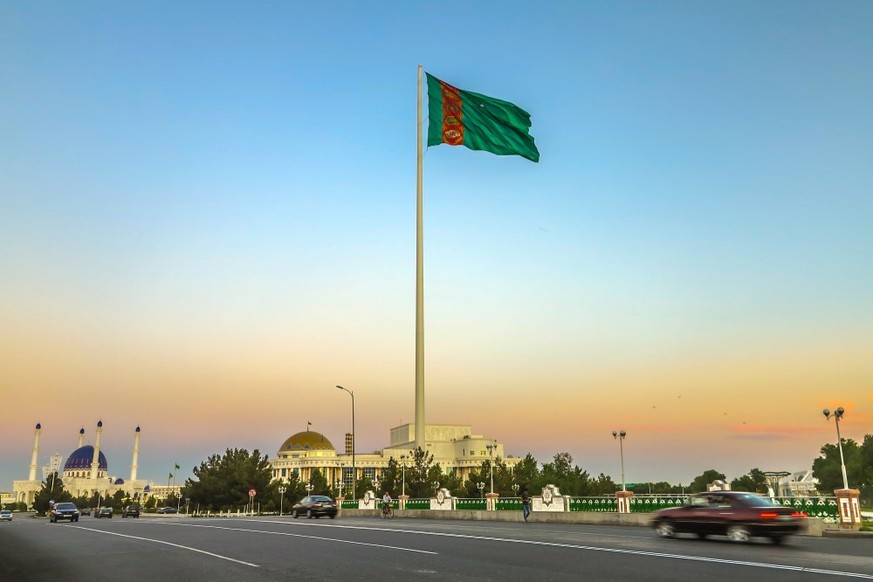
[380,503,394,519]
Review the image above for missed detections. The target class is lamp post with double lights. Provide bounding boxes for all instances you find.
[400,455,407,498]
[485,442,497,494]
[336,385,356,501]
[278,486,287,516]
[612,430,627,491]
[823,407,849,490]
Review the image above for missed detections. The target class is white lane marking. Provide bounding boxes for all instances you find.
[154,521,438,555]
[239,519,873,579]
[70,526,259,568]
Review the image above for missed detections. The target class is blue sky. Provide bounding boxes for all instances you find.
[2,1,872,491]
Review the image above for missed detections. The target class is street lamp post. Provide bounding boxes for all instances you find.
[486,442,497,494]
[400,455,407,498]
[477,482,485,499]
[336,385,356,501]
[612,430,627,491]
[278,486,287,516]
[823,407,850,490]
[305,483,313,497]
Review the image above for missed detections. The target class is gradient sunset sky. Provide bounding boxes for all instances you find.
[2,1,871,492]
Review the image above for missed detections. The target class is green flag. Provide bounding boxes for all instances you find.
[175,463,180,470]
[426,73,539,163]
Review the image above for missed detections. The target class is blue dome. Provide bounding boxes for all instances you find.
[64,445,108,471]
[114,478,125,485]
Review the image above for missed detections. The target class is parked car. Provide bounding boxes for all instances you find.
[80,507,91,516]
[50,502,80,523]
[156,507,177,514]
[291,495,338,519]
[0,510,12,521]
[651,491,806,544]
[122,505,140,518]
[94,506,113,518]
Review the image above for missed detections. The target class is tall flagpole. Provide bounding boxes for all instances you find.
[415,64,425,451]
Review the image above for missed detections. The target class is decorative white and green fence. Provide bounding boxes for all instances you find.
[337,491,839,517]
[772,496,839,518]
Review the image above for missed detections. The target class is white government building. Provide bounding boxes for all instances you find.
[269,423,520,489]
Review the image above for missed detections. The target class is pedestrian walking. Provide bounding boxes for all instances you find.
[521,489,531,522]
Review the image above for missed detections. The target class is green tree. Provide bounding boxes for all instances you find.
[630,482,674,495]
[540,452,593,496]
[812,439,863,493]
[730,468,767,493]
[512,453,540,494]
[406,447,434,498]
[32,472,72,516]
[308,468,330,495]
[182,448,274,511]
[589,473,618,495]
[436,465,463,495]
[689,469,726,493]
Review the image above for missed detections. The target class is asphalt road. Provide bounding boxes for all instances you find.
[1,514,871,581]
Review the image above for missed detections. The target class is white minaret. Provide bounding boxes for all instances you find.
[91,420,103,481]
[130,426,141,482]
[78,427,85,448]
[28,422,41,482]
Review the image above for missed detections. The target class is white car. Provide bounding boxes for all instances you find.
[0,510,12,521]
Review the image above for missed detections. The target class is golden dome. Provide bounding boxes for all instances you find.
[280,431,335,452]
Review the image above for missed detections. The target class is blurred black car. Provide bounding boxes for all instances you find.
[80,508,91,516]
[122,505,140,518]
[95,506,113,518]
[291,495,337,519]
[156,507,177,514]
[50,502,80,523]
[651,491,806,544]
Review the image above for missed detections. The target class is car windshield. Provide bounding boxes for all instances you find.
[312,496,332,502]
[734,493,778,507]
[56,503,76,510]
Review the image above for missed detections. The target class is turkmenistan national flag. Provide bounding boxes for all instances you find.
[426,73,539,163]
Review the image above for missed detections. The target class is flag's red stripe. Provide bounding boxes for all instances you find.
[439,80,464,145]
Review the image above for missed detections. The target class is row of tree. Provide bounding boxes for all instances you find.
[24,473,165,516]
[15,435,869,514]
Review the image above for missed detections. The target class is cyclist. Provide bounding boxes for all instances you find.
[381,491,393,517]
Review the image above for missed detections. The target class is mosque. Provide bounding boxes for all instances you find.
[12,421,177,506]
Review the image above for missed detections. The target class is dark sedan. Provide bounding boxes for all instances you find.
[122,505,140,518]
[49,502,80,523]
[95,506,113,518]
[651,491,806,543]
[291,495,338,519]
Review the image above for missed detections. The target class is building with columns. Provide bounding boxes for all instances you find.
[269,423,520,491]
[12,421,176,506]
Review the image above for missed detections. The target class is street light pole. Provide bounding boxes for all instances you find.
[823,407,849,489]
[612,430,627,491]
[278,486,286,516]
[400,455,406,498]
[336,385,356,501]
[486,442,496,494]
